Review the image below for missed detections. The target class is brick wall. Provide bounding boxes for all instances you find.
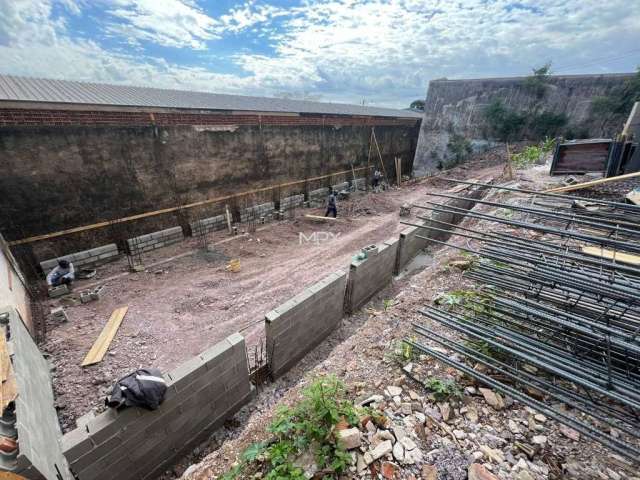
[61,333,254,480]
[265,270,347,378]
[126,226,184,254]
[40,244,120,274]
[345,238,398,313]
[3,307,72,480]
[0,109,419,128]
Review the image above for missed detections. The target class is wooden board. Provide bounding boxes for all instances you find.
[0,333,17,413]
[81,306,128,367]
[545,171,640,193]
[304,214,339,221]
[581,246,640,266]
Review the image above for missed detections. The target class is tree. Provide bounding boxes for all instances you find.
[524,62,552,99]
[410,99,425,111]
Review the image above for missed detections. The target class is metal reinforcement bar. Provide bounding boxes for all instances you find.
[439,178,640,212]
[413,200,640,254]
[406,338,640,460]
[405,186,640,460]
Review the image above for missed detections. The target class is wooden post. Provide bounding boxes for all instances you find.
[505,142,514,180]
[225,204,232,233]
[371,128,390,185]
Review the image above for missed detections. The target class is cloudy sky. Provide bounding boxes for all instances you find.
[0,0,638,108]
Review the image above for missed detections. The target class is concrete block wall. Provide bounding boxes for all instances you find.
[345,237,399,313]
[126,226,184,254]
[352,178,366,191]
[331,181,349,193]
[240,202,275,222]
[61,333,253,480]
[279,194,304,211]
[308,187,329,207]
[2,307,72,480]
[40,244,120,274]
[266,270,347,378]
[395,185,487,273]
[190,215,227,235]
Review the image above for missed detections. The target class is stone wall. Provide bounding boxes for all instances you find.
[265,270,347,378]
[414,73,634,175]
[3,306,72,480]
[61,334,253,480]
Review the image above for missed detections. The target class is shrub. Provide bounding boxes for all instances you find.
[446,134,473,168]
[223,376,362,479]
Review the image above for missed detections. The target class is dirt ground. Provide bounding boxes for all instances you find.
[173,162,637,480]
[43,157,505,432]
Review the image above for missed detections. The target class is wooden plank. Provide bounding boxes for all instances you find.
[304,214,339,221]
[544,171,640,193]
[0,334,17,412]
[81,306,128,367]
[581,246,640,266]
[8,166,374,246]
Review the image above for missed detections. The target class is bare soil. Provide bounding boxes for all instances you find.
[174,162,636,480]
[43,161,503,432]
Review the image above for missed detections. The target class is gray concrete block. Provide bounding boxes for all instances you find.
[266,270,347,378]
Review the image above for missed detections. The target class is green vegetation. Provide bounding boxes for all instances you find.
[483,99,568,142]
[410,99,425,111]
[424,377,462,402]
[484,99,527,142]
[383,298,394,311]
[511,137,556,168]
[524,63,552,99]
[445,133,473,168]
[591,68,640,117]
[222,376,363,480]
[387,339,416,364]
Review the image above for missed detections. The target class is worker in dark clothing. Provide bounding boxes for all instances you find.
[325,190,337,218]
[372,169,382,192]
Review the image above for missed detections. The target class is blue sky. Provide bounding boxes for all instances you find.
[0,0,639,108]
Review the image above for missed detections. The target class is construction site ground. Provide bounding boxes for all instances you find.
[173,163,637,480]
[43,154,504,432]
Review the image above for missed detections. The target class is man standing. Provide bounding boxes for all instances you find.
[46,259,75,287]
[325,190,337,218]
[372,169,382,192]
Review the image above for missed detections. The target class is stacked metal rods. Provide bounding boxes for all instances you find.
[403,180,640,460]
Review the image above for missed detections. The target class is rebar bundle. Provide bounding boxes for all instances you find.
[405,180,640,461]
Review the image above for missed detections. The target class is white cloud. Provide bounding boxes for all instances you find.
[0,0,638,108]
[104,0,222,49]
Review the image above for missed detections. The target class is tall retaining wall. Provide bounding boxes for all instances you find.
[61,333,253,480]
[1,119,419,261]
[2,306,72,480]
[266,270,347,378]
[414,73,635,175]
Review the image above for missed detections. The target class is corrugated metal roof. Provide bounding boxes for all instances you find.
[0,74,421,119]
